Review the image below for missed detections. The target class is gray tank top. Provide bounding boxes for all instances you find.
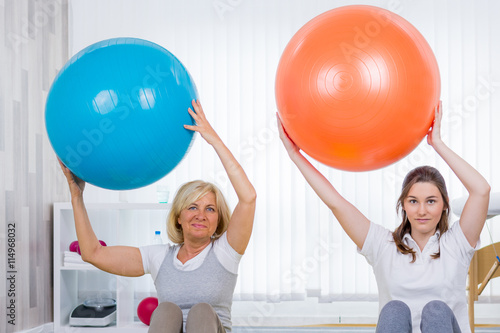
[155,243,238,332]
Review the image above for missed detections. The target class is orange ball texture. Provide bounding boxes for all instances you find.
[276,5,440,171]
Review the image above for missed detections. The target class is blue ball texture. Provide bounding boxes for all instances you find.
[46,38,198,190]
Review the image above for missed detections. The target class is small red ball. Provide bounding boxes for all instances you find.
[69,241,79,252]
[137,297,159,326]
[70,240,107,255]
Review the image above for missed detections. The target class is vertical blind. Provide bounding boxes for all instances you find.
[68,0,500,305]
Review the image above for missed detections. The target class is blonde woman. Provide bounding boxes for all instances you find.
[60,100,256,333]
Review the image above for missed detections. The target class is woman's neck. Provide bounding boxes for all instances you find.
[410,231,433,252]
[177,238,212,264]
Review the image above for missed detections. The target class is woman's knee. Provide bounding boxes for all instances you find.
[155,301,183,316]
[381,300,411,316]
[188,302,217,318]
[186,303,223,332]
[422,300,452,317]
[151,301,183,323]
[376,300,412,333]
[421,300,461,333]
[149,302,183,333]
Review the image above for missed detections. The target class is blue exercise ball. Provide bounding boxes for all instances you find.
[45,38,198,190]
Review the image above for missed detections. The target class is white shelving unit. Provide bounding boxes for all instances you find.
[53,202,171,332]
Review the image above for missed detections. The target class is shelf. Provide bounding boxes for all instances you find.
[56,324,148,332]
[54,202,171,332]
[55,202,172,210]
[60,265,99,271]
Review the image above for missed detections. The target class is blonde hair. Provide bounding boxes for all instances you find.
[167,180,231,244]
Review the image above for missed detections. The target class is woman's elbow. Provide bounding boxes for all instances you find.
[485,183,491,195]
[478,182,491,197]
[470,179,491,198]
[241,187,257,205]
[248,189,257,204]
[80,245,101,264]
[246,190,257,208]
[80,252,93,264]
[80,251,96,264]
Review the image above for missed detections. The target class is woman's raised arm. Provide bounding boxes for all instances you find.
[59,160,145,276]
[277,114,370,249]
[428,101,490,247]
[184,100,256,254]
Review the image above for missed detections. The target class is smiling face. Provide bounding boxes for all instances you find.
[177,191,219,243]
[403,182,445,240]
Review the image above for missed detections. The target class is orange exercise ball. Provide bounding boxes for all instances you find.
[275,5,440,171]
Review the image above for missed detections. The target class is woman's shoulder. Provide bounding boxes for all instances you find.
[440,220,462,240]
[139,243,173,276]
[213,231,228,245]
[212,232,242,273]
[140,243,173,258]
[213,232,241,253]
[141,242,173,250]
[368,221,393,239]
[441,220,479,250]
[358,221,395,265]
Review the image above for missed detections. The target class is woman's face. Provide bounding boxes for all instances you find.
[403,182,445,239]
[178,192,219,242]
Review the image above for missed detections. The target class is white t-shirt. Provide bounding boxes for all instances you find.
[359,221,477,333]
[140,232,242,281]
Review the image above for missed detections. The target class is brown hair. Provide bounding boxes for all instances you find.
[167,180,231,244]
[393,166,450,263]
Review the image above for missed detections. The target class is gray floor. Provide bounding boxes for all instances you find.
[233,327,500,333]
[233,328,374,332]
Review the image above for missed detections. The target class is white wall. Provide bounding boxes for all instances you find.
[0,0,69,332]
[66,0,500,325]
